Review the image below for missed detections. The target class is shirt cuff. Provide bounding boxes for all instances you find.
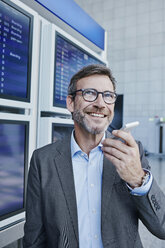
[126,169,153,196]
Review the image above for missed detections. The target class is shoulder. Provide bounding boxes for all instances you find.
[32,136,71,160]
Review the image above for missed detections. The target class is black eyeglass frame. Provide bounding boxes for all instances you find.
[70,88,118,104]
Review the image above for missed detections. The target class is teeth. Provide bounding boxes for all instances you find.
[90,113,104,118]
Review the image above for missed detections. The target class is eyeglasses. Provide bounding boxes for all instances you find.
[70,88,117,104]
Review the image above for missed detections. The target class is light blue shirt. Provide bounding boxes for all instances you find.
[71,132,104,248]
[71,131,153,247]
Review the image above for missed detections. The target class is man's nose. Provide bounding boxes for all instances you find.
[93,93,105,107]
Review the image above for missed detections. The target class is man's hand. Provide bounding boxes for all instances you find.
[101,130,145,188]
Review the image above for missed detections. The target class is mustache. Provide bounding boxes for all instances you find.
[84,106,109,115]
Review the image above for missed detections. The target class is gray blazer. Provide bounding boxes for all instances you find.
[23,135,165,248]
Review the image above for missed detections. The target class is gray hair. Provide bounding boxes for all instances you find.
[67,64,116,96]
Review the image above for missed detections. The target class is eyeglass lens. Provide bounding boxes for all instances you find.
[82,89,117,104]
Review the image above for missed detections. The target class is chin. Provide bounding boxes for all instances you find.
[90,129,105,135]
[84,123,109,135]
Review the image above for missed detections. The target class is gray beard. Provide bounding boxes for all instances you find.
[72,109,109,135]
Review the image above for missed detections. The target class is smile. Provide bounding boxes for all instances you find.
[88,113,105,118]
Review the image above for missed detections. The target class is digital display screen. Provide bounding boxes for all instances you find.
[0,0,33,102]
[54,33,105,108]
[108,94,123,132]
[52,123,74,143]
[0,120,28,220]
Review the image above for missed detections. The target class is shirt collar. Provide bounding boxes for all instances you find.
[71,130,105,157]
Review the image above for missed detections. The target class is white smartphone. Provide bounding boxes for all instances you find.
[109,121,139,139]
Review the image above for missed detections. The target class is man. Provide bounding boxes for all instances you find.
[23,64,165,248]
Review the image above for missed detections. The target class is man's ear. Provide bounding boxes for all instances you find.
[66,95,74,113]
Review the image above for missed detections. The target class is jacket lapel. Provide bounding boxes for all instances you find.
[101,153,117,227]
[101,131,117,225]
[53,138,79,244]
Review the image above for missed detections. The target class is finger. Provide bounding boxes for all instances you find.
[103,150,120,166]
[103,151,125,173]
[111,130,137,147]
[102,145,127,159]
[102,138,129,154]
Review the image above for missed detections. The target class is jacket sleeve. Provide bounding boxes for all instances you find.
[23,150,47,248]
[132,141,165,240]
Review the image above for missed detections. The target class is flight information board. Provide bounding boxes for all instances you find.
[0,0,32,102]
[52,123,74,143]
[0,120,28,220]
[54,33,105,108]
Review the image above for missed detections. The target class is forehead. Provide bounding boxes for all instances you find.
[76,74,114,91]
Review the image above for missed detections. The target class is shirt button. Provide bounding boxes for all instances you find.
[90,183,94,187]
[92,209,96,213]
[94,235,98,239]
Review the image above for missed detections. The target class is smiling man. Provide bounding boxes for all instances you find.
[23,64,165,248]
[67,72,116,155]
[68,74,115,135]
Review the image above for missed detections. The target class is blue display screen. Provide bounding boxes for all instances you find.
[52,123,73,143]
[0,0,32,102]
[108,95,123,132]
[0,121,28,220]
[54,33,105,108]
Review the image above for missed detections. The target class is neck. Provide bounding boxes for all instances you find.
[74,125,104,156]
